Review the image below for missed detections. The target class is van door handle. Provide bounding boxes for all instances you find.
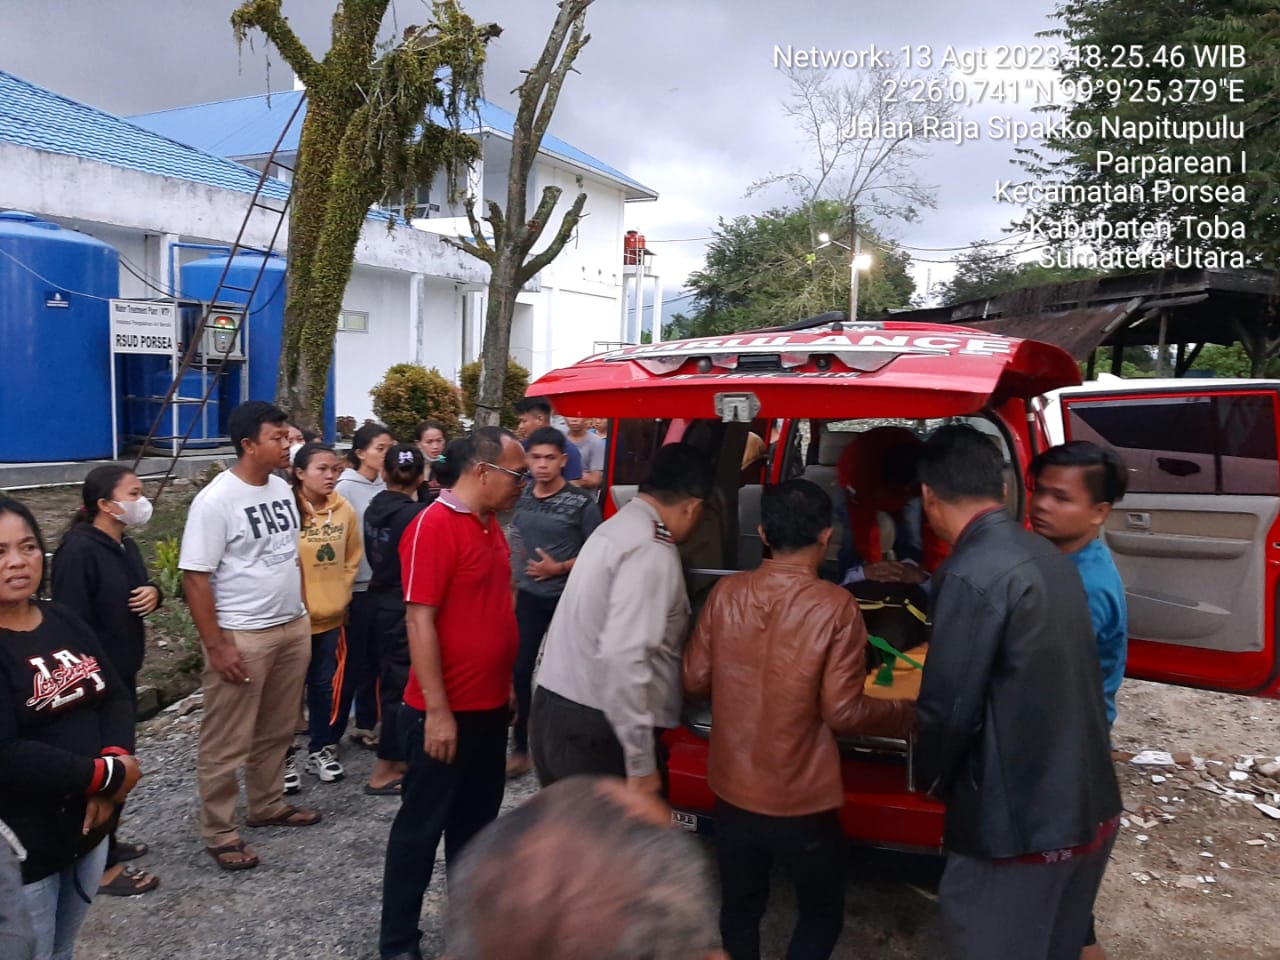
[1125,512,1151,530]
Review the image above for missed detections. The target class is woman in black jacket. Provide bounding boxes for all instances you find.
[0,498,142,959]
[363,444,427,795]
[51,466,161,897]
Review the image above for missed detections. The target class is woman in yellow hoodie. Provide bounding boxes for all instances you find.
[292,442,363,785]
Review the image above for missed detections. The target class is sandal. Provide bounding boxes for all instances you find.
[99,864,160,896]
[348,730,379,750]
[245,804,323,828]
[113,839,148,863]
[204,840,259,871]
[364,779,403,796]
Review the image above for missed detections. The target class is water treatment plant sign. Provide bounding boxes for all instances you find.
[110,299,177,354]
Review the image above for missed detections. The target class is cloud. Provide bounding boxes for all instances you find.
[0,0,1062,302]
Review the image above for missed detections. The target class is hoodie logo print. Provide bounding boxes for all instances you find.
[316,543,336,562]
[26,650,106,712]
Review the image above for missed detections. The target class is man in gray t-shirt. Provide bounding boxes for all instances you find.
[507,427,602,776]
[565,417,606,491]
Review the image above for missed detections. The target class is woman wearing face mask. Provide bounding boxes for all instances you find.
[334,423,393,749]
[2,498,143,960]
[50,466,160,898]
[290,443,363,786]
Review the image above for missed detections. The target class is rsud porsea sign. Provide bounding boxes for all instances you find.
[109,299,176,354]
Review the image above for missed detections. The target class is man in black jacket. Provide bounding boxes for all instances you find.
[915,425,1121,960]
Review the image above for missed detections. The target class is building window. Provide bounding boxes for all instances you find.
[337,310,369,333]
[381,184,438,220]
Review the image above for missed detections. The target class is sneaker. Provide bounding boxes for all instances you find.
[283,750,302,795]
[304,744,345,783]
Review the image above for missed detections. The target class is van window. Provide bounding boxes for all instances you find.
[1067,393,1280,495]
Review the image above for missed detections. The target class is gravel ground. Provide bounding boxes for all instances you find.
[77,679,1279,960]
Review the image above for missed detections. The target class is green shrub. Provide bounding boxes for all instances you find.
[153,536,183,600]
[369,364,463,441]
[460,357,531,431]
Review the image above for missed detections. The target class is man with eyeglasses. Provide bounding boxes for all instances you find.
[379,426,527,960]
[530,443,715,797]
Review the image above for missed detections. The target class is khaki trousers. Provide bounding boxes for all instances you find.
[197,614,311,845]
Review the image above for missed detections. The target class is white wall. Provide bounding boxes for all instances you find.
[334,266,413,423]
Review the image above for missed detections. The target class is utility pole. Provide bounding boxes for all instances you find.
[848,204,861,323]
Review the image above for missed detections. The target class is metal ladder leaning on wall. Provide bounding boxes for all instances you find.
[131,94,305,502]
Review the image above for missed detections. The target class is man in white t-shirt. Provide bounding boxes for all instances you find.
[180,401,320,871]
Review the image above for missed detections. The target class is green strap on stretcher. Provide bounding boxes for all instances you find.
[868,634,925,687]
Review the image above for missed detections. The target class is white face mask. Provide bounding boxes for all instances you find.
[289,442,305,466]
[113,496,154,527]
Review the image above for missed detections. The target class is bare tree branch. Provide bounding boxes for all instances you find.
[520,191,587,284]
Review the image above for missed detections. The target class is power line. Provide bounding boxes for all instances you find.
[0,246,119,302]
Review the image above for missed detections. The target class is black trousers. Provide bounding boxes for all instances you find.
[529,687,668,790]
[938,830,1116,960]
[332,590,380,741]
[715,799,846,960]
[378,706,508,960]
[372,597,412,764]
[512,591,561,755]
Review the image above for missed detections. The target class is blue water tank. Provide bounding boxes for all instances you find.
[125,367,223,450]
[180,254,335,440]
[0,211,118,462]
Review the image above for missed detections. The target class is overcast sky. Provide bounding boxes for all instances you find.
[0,0,1062,315]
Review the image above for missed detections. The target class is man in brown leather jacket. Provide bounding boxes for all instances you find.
[683,479,915,960]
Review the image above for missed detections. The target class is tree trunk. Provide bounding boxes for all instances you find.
[475,258,522,427]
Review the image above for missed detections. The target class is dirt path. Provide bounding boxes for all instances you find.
[75,677,1279,959]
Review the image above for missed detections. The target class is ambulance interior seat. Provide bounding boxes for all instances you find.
[801,427,858,568]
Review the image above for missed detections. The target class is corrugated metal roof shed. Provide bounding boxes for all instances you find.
[0,70,292,203]
[130,90,658,201]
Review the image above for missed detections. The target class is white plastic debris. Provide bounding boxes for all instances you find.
[1131,750,1176,766]
[1135,834,1149,842]
[1229,770,1250,782]
[1255,803,1280,820]
[1151,775,1168,784]
[1245,839,1267,846]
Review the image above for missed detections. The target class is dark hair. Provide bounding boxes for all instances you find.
[639,444,715,506]
[415,420,449,443]
[299,427,319,443]
[347,422,393,468]
[291,441,337,476]
[1029,440,1128,505]
[290,442,337,515]
[513,397,552,420]
[0,498,48,596]
[918,424,1005,504]
[228,400,288,458]
[761,479,834,553]
[73,464,136,526]
[433,427,515,488]
[384,443,426,488]
[526,426,566,453]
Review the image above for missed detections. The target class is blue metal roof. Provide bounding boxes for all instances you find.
[130,90,658,201]
[0,70,292,203]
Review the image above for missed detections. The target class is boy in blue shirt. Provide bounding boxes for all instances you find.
[1029,439,1129,960]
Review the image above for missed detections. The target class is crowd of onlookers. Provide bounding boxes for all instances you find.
[0,396,1130,960]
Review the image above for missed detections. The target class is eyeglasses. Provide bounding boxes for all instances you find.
[482,461,530,483]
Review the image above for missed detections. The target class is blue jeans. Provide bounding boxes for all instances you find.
[306,628,342,753]
[21,838,108,960]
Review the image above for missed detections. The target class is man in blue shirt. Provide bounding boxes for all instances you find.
[514,397,583,482]
[1029,439,1129,960]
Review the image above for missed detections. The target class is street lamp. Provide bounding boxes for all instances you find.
[817,221,873,321]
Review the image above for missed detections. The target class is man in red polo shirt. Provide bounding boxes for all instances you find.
[379,426,526,960]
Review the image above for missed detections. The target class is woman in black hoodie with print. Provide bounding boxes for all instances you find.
[51,466,161,897]
[0,498,142,959]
